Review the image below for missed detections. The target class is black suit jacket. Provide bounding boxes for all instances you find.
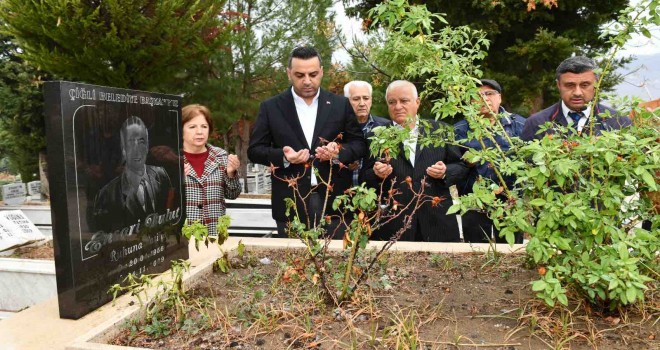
[248,88,367,222]
[93,165,173,232]
[521,102,631,141]
[361,120,468,242]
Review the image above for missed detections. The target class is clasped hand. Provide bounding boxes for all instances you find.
[227,154,240,177]
[283,146,310,164]
[374,160,447,180]
[314,142,339,162]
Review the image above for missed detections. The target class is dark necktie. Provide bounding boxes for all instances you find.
[568,111,584,126]
[136,180,152,212]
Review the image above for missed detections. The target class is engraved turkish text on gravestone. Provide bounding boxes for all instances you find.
[2,183,27,205]
[0,210,45,251]
[27,181,42,200]
[44,81,188,319]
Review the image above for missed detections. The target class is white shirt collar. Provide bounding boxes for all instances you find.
[561,101,591,132]
[561,100,591,121]
[392,116,419,133]
[291,86,320,106]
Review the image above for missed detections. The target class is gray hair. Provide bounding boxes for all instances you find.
[385,80,418,100]
[556,56,597,80]
[343,80,373,98]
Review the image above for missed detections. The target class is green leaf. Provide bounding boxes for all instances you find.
[608,279,619,290]
[640,169,658,191]
[626,288,636,304]
[641,28,652,38]
[531,280,547,291]
[604,152,616,165]
[557,293,568,306]
[529,198,546,206]
[446,203,461,215]
[237,240,245,257]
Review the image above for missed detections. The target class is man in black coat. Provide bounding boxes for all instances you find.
[248,47,367,238]
[362,80,468,242]
[521,56,631,141]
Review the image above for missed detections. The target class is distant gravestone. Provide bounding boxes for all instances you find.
[2,183,27,205]
[27,181,42,200]
[44,81,188,319]
[0,210,46,251]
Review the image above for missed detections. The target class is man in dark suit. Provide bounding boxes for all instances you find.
[248,46,367,238]
[521,56,631,141]
[93,116,174,232]
[362,80,468,242]
[343,80,390,186]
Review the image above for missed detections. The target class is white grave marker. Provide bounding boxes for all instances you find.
[0,210,46,251]
[2,183,27,205]
[27,181,42,200]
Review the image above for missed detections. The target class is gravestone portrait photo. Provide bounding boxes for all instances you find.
[44,81,188,319]
[92,116,175,234]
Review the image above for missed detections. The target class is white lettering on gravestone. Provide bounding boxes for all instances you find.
[2,183,27,205]
[0,210,45,251]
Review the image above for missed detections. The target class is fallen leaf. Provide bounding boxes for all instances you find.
[604,316,620,325]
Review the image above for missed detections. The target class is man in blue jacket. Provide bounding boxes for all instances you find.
[454,79,525,243]
[521,56,631,141]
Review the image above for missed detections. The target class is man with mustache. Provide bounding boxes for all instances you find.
[521,56,631,141]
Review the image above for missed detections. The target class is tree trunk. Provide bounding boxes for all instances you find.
[531,92,544,114]
[38,151,49,199]
[240,118,250,194]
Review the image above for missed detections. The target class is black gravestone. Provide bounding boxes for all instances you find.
[44,81,188,319]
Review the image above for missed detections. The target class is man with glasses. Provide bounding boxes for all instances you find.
[454,79,526,243]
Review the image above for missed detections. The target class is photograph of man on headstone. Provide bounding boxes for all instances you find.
[92,116,175,232]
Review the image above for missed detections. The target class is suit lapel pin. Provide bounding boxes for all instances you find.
[326,101,331,104]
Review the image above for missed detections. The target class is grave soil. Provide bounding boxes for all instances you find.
[5,240,54,260]
[108,248,659,350]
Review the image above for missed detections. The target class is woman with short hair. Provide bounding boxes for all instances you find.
[182,104,241,235]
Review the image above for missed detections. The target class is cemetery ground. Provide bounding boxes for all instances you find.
[104,244,659,350]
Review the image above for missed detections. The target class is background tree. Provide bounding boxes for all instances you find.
[344,0,630,116]
[0,0,230,91]
[0,0,230,185]
[0,33,47,182]
[181,0,335,190]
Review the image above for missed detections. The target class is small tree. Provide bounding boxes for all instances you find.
[0,33,47,181]
[344,0,659,309]
[0,0,230,91]
[0,0,231,183]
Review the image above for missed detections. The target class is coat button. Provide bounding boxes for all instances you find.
[197,204,203,209]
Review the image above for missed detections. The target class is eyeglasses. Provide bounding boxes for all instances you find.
[479,91,500,97]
